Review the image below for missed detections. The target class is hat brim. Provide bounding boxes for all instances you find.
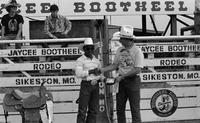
[78,43,99,51]
[119,34,135,39]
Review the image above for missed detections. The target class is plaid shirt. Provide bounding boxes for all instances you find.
[44,14,71,37]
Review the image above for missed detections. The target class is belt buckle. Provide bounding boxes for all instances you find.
[90,80,97,85]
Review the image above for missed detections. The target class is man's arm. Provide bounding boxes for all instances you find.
[1,26,5,39]
[15,23,22,40]
[101,63,118,73]
[44,17,57,39]
[63,18,71,35]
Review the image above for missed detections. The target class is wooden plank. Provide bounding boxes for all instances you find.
[0,115,22,123]
[0,47,82,57]
[0,38,85,44]
[137,43,200,53]
[112,98,198,111]
[167,81,200,86]
[113,108,200,122]
[141,87,198,99]
[144,58,200,66]
[141,71,200,82]
[1,71,200,87]
[0,61,76,71]
[0,76,81,87]
[53,114,77,123]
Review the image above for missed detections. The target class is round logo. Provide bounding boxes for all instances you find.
[150,89,178,117]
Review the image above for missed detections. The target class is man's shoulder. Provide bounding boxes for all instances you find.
[15,14,23,17]
[76,55,85,62]
[58,14,67,20]
[131,45,141,52]
[2,14,9,18]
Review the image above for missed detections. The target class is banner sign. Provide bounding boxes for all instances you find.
[0,47,82,57]
[0,61,75,71]
[145,58,200,66]
[0,0,195,17]
[138,44,200,53]
[0,0,58,17]
[0,76,80,87]
[141,71,200,82]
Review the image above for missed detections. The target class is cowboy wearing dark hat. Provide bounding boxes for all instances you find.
[1,0,23,50]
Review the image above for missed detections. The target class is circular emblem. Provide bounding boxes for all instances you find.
[150,89,178,117]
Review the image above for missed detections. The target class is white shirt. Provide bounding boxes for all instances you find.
[75,55,101,81]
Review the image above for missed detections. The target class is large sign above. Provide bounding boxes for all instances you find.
[0,0,195,17]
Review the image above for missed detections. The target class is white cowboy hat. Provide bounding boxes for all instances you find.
[119,25,135,39]
[5,0,21,9]
[78,38,98,51]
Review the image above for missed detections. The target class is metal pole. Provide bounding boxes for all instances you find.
[111,35,200,41]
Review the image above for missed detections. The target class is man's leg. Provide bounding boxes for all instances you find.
[77,82,91,123]
[116,82,127,123]
[127,77,141,123]
[86,85,98,123]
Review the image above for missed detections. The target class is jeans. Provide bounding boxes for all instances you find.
[77,80,99,123]
[116,75,141,123]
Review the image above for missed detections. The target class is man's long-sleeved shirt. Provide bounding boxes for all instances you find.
[44,14,71,36]
[75,55,101,81]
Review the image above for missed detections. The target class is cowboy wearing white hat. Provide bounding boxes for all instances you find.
[75,38,101,123]
[102,25,144,123]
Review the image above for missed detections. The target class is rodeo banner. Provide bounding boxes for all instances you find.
[0,0,195,16]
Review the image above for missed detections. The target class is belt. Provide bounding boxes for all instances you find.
[82,79,100,85]
[122,75,139,80]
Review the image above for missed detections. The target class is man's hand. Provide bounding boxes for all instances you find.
[15,36,21,40]
[62,30,69,35]
[1,36,6,40]
[115,76,124,83]
[52,35,58,39]
[89,68,101,76]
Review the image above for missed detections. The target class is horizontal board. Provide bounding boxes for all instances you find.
[0,47,82,57]
[140,87,199,99]
[1,71,200,87]
[0,76,81,87]
[1,57,199,71]
[141,71,200,82]
[113,97,198,111]
[144,58,200,66]
[137,43,200,53]
[0,113,77,123]
[0,61,76,71]
[113,108,200,122]
[0,115,22,123]
[0,87,199,122]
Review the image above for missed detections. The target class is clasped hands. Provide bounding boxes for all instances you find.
[89,68,101,76]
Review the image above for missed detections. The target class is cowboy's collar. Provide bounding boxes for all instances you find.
[83,54,95,60]
[49,14,61,20]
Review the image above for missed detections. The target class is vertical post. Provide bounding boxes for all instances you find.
[96,16,112,123]
[170,15,177,35]
[194,6,200,70]
[142,15,147,35]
